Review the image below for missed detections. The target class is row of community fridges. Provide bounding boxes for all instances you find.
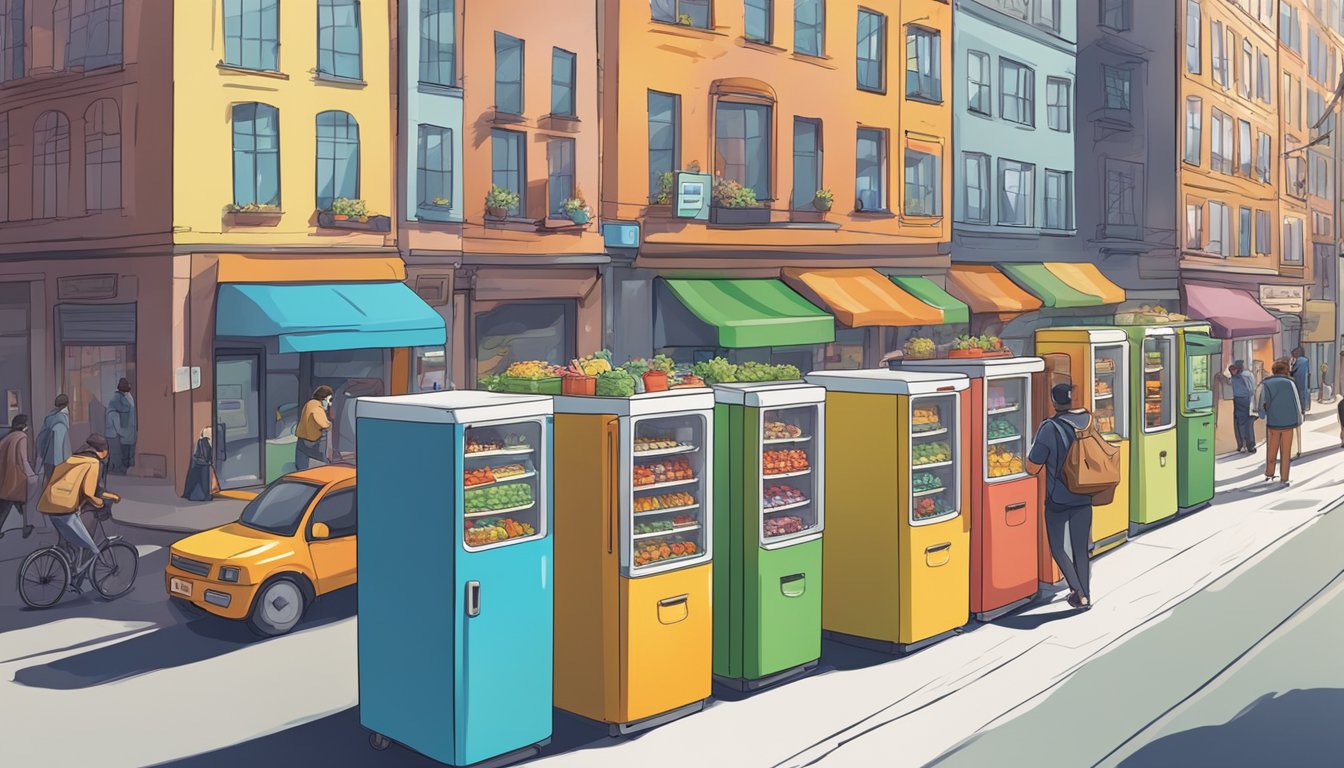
[352,319,1224,766]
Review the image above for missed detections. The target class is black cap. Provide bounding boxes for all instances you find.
[1051,383,1074,408]
[83,433,109,452]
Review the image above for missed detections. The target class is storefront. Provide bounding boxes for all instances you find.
[0,282,32,427]
[944,264,1043,355]
[1302,299,1337,400]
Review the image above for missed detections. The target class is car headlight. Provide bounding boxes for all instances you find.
[218,566,241,583]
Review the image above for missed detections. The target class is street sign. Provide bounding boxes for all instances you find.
[1259,284,1304,313]
[675,172,712,220]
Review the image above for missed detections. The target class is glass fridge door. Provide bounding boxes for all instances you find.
[1185,350,1214,412]
[629,411,711,574]
[1144,336,1175,431]
[462,420,547,551]
[760,404,823,547]
[911,393,960,524]
[986,375,1030,482]
[1092,344,1128,439]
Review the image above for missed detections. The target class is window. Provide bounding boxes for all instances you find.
[1309,28,1331,83]
[1238,120,1251,177]
[648,91,680,202]
[1103,66,1130,110]
[1240,40,1253,99]
[1105,159,1142,237]
[232,103,280,208]
[1034,0,1059,32]
[317,0,362,79]
[1000,60,1034,126]
[1283,217,1304,262]
[1255,209,1271,255]
[1207,201,1229,255]
[1256,131,1271,182]
[855,128,886,211]
[551,48,577,117]
[1184,96,1201,165]
[420,0,455,85]
[1101,0,1131,30]
[1044,169,1071,230]
[1211,21,1226,87]
[491,129,526,215]
[967,51,991,115]
[1047,77,1070,132]
[1308,90,1324,134]
[745,0,773,43]
[416,124,453,209]
[794,0,825,56]
[1,0,23,80]
[315,111,359,210]
[84,100,121,211]
[1310,153,1332,198]
[1210,110,1232,174]
[1257,49,1271,102]
[224,0,279,71]
[1185,200,1203,250]
[547,138,575,216]
[476,302,576,382]
[651,0,710,29]
[715,101,772,200]
[857,9,885,92]
[494,33,524,115]
[998,159,1034,227]
[905,26,940,101]
[67,0,122,71]
[962,152,989,223]
[904,143,940,216]
[53,0,70,71]
[1186,0,1200,73]
[309,490,357,539]
[1238,206,1252,256]
[1280,3,1301,53]
[792,118,821,209]
[33,111,70,219]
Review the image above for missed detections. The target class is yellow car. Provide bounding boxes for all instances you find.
[165,465,357,637]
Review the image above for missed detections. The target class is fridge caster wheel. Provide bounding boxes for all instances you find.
[369,732,392,751]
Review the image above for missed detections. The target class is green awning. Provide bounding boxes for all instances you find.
[1183,333,1222,356]
[661,279,835,348]
[888,276,970,325]
[999,264,1102,308]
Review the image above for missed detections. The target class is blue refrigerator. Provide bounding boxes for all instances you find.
[357,391,553,767]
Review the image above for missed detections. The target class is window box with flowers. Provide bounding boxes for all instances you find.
[317,198,392,232]
[224,203,284,227]
[812,188,834,212]
[417,196,457,223]
[485,185,521,220]
[709,178,772,225]
[562,195,592,225]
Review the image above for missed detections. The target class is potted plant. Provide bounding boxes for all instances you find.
[949,335,982,358]
[562,359,597,396]
[651,172,676,208]
[813,188,834,212]
[709,177,771,225]
[642,353,677,392]
[902,337,936,360]
[485,185,519,219]
[562,194,591,225]
[318,198,391,231]
[677,12,694,25]
[329,197,368,222]
[225,202,283,226]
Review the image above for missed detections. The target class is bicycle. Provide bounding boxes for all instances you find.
[17,496,139,609]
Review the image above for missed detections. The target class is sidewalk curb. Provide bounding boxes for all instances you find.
[110,515,204,535]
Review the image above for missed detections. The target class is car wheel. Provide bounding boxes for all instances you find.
[246,576,307,637]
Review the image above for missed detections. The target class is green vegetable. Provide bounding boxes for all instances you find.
[774,364,802,380]
[596,368,636,397]
[692,357,738,384]
[649,354,678,374]
[477,375,504,392]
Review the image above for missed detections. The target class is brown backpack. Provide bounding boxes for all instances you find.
[1048,414,1121,506]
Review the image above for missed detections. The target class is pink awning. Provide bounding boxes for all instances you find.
[1182,283,1278,339]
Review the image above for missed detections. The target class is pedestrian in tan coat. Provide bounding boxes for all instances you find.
[0,414,37,539]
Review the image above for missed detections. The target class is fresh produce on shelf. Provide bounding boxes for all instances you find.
[764,421,805,440]
[635,436,683,453]
[504,360,565,380]
[903,337,936,359]
[1097,414,1116,434]
[493,463,527,479]
[988,417,1019,439]
[913,441,951,465]
[912,406,942,431]
[1094,379,1112,395]
[692,357,739,384]
[737,361,778,382]
[672,514,696,525]
[595,368,637,397]
[635,519,675,534]
[765,515,809,538]
[987,389,1010,410]
[574,350,614,376]
[634,491,697,512]
[464,517,535,547]
[504,433,530,449]
[1095,357,1116,373]
[464,483,534,514]
[634,537,699,566]
[914,497,952,521]
[988,445,1024,477]
[763,449,810,475]
[648,354,679,374]
[466,437,501,454]
[977,335,1004,352]
[912,472,943,492]
[763,484,807,509]
[634,457,694,486]
[477,375,504,392]
[464,467,497,487]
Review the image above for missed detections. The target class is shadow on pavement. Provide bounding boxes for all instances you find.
[1117,688,1344,767]
[993,605,1085,631]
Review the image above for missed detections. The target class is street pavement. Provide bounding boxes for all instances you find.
[1,407,1342,768]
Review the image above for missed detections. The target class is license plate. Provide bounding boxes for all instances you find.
[170,577,193,597]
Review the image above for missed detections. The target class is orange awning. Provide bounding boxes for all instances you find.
[782,268,942,327]
[946,265,1043,314]
[1044,263,1126,305]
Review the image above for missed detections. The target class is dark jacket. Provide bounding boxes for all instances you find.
[1028,409,1095,510]
[1259,375,1303,429]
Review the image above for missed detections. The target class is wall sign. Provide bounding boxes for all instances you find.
[602,221,641,248]
[1259,284,1304,313]
[675,172,712,221]
[58,274,117,300]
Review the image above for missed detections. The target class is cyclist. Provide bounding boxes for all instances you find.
[37,433,120,583]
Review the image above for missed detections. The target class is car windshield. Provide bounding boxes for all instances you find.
[238,480,321,536]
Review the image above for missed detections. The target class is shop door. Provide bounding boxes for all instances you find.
[215,352,263,489]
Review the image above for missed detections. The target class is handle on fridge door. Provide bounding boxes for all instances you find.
[657,594,689,625]
[1159,450,1168,467]
[1005,502,1027,511]
[658,594,689,608]
[465,581,481,617]
[924,542,952,568]
[1004,502,1028,527]
[606,420,618,556]
[780,573,806,598]
[1197,438,1211,452]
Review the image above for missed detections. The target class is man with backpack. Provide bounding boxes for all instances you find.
[1027,384,1122,611]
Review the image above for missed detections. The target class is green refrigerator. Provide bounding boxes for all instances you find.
[712,382,825,691]
[1176,323,1218,514]
[1124,324,1180,534]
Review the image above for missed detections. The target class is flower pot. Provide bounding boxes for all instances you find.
[671,374,705,389]
[561,374,597,396]
[487,206,509,219]
[568,210,591,225]
[948,348,982,359]
[642,371,669,392]
[812,198,833,212]
[333,214,350,221]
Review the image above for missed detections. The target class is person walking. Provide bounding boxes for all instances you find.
[1026,384,1096,611]
[37,434,119,582]
[0,415,37,539]
[1260,360,1304,486]
[1290,349,1310,459]
[107,378,136,474]
[1228,360,1258,453]
[35,394,72,485]
[295,386,334,471]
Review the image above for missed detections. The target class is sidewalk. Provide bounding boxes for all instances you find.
[109,475,246,533]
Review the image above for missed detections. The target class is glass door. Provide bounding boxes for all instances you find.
[760,404,822,547]
[1185,347,1214,412]
[214,352,263,490]
[1092,344,1128,439]
[629,412,711,575]
[462,420,546,550]
[911,393,960,524]
[1144,336,1175,431]
[986,375,1029,482]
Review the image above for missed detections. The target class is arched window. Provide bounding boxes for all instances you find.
[315,110,359,210]
[33,111,71,218]
[53,0,70,70]
[317,0,362,79]
[85,99,121,210]
[232,103,281,207]
[224,0,279,71]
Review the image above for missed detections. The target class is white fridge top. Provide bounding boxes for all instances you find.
[553,388,715,416]
[356,390,553,424]
[891,356,1046,378]
[805,368,970,396]
[713,381,826,407]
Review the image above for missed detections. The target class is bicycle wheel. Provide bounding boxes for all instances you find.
[92,541,139,599]
[18,548,71,609]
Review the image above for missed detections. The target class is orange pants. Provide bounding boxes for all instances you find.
[1265,427,1294,482]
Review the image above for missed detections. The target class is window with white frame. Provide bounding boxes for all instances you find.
[1210,110,1232,174]
[1000,59,1034,126]
[967,51,991,115]
[998,158,1034,227]
[1184,96,1201,165]
[1185,200,1203,250]
[962,151,989,223]
[903,142,940,216]
[1256,131,1271,182]
[905,26,940,102]
[1044,169,1071,230]
[1211,21,1226,87]
[1047,77,1070,132]
[1237,119,1251,177]
[1207,201,1229,256]
[1186,0,1200,74]
[1282,216,1304,262]
[1034,0,1059,32]
[1240,40,1252,99]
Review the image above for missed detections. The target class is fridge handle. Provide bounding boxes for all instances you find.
[606,421,617,555]
[658,594,689,608]
[925,543,952,554]
[1004,502,1027,511]
[465,581,480,617]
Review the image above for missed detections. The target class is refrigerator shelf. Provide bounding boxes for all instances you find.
[633,443,700,458]
[986,405,1021,415]
[464,446,535,459]
[1094,392,1114,400]
[1145,365,1164,373]
[912,459,954,469]
[913,486,948,497]
[463,500,536,519]
[763,435,813,445]
[987,435,1022,445]
[633,477,699,492]
[464,469,536,490]
[633,503,700,517]
[764,468,812,479]
[633,523,701,540]
[912,427,949,438]
[763,499,811,513]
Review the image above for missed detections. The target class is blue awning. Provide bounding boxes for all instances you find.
[217,282,446,353]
